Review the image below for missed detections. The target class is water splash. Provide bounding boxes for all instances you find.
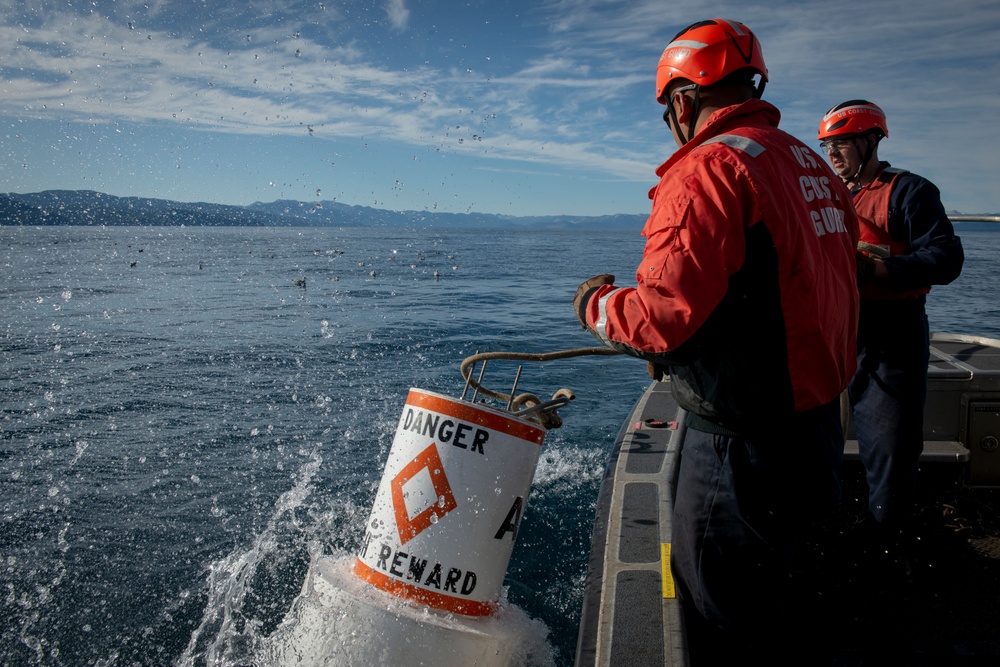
[258,556,556,667]
[176,445,323,667]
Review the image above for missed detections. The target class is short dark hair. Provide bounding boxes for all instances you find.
[706,68,757,91]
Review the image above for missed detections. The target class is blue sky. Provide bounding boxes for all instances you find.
[2,0,998,217]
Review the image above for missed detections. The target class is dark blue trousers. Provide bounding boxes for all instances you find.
[669,400,843,664]
[850,299,929,524]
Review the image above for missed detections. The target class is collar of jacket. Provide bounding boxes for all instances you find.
[653,98,781,182]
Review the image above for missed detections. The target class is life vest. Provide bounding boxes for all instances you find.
[853,167,930,300]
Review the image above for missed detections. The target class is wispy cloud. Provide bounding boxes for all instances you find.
[2,0,998,213]
[385,0,410,32]
[0,2,661,180]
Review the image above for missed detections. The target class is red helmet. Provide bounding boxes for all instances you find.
[655,18,768,103]
[818,100,888,140]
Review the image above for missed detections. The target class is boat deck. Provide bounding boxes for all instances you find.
[574,378,687,667]
[575,333,1000,666]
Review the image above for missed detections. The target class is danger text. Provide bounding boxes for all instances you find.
[402,408,489,455]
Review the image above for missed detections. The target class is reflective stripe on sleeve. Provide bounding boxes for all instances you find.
[595,288,622,345]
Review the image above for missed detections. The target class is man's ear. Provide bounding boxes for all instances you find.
[671,91,693,125]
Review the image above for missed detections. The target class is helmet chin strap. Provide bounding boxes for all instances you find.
[684,87,703,145]
[662,85,702,145]
[665,76,764,145]
[852,135,878,187]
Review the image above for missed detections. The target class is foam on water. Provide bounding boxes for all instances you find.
[531,444,606,492]
[259,556,556,667]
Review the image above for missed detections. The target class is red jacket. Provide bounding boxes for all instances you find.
[585,100,859,424]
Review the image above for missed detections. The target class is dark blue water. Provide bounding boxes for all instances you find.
[2,225,997,666]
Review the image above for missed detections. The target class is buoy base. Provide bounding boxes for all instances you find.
[260,555,542,666]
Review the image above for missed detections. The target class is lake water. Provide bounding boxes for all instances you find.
[2,224,997,666]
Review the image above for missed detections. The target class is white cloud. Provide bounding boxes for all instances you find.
[0,3,663,183]
[2,0,998,213]
[385,0,410,32]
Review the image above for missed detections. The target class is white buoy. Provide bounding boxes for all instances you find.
[354,388,546,616]
[262,387,553,666]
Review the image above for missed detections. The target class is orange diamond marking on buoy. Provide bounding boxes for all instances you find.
[391,443,458,545]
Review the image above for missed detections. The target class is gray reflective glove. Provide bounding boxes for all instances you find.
[573,274,615,329]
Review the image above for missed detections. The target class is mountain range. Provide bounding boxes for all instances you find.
[3,190,996,232]
[0,190,647,230]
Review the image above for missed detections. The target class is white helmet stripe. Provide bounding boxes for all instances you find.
[666,39,708,50]
[722,19,746,36]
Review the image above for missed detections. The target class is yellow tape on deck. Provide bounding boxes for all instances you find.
[661,543,676,599]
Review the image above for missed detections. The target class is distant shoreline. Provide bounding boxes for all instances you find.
[2,190,997,231]
[0,190,647,230]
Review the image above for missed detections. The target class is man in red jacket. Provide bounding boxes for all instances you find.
[574,19,860,663]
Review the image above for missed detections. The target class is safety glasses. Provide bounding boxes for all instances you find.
[819,138,855,154]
